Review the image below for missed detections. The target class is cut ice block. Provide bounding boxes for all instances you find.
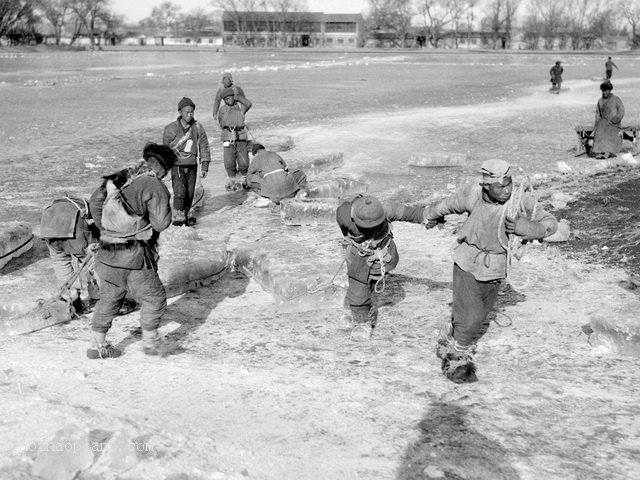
[279,199,338,226]
[306,177,368,200]
[288,152,344,174]
[588,309,640,357]
[0,222,33,270]
[231,239,346,311]
[408,153,468,168]
[254,134,294,152]
[158,228,229,298]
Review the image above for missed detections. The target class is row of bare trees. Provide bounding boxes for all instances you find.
[368,0,640,49]
[1,0,217,48]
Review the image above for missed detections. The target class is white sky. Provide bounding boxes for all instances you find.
[111,0,368,23]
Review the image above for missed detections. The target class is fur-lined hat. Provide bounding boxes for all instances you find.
[143,143,177,171]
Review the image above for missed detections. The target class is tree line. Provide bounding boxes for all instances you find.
[2,0,639,49]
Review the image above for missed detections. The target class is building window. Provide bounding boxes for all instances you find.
[348,38,354,44]
[325,22,356,33]
[338,38,344,44]
[326,38,333,44]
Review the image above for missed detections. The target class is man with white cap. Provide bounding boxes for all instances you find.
[336,194,428,339]
[424,159,557,383]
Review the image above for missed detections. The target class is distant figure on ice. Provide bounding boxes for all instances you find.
[246,143,308,205]
[215,87,252,191]
[212,72,246,122]
[592,81,625,159]
[423,159,557,384]
[87,143,175,359]
[605,57,618,80]
[40,197,136,316]
[336,194,430,340]
[163,96,211,227]
[549,61,563,93]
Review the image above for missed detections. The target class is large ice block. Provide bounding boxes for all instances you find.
[306,177,368,200]
[158,228,229,298]
[279,199,339,226]
[231,238,346,311]
[408,153,468,168]
[287,152,344,174]
[0,222,33,270]
[588,308,640,357]
[254,134,294,152]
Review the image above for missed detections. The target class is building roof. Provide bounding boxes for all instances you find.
[222,11,361,23]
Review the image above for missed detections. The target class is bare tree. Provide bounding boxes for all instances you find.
[416,0,453,48]
[482,0,520,49]
[67,0,110,49]
[33,0,69,45]
[0,0,35,37]
[620,0,640,48]
[182,7,215,41]
[148,1,182,36]
[367,0,413,47]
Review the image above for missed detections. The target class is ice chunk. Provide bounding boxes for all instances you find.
[588,308,640,357]
[31,424,93,480]
[287,152,344,174]
[306,177,368,200]
[0,222,33,270]
[408,153,468,168]
[279,199,338,226]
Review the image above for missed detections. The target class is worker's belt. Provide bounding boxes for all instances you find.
[224,126,245,131]
[263,168,285,178]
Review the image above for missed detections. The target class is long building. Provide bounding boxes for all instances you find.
[221,11,364,48]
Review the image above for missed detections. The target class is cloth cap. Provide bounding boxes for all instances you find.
[600,81,613,91]
[177,97,195,111]
[351,196,386,228]
[221,87,235,99]
[480,159,511,184]
[222,72,232,80]
[143,143,177,171]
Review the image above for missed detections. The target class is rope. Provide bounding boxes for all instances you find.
[498,177,536,291]
[282,256,347,301]
[373,249,386,293]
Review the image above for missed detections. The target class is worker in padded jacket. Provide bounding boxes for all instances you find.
[424,159,557,384]
[336,194,427,340]
[163,96,211,227]
[216,87,252,191]
[86,143,175,360]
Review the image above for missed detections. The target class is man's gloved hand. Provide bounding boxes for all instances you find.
[505,215,517,234]
[505,215,546,238]
[200,170,208,178]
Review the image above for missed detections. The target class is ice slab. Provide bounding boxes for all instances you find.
[306,177,368,200]
[253,134,294,152]
[408,153,468,168]
[287,152,344,174]
[0,222,33,270]
[589,308,640,357]
[158,228,229,298]
[279,199,338,226]
[231,238,346,312]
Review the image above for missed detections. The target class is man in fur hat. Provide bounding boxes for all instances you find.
[163,96,211,226]
[336,194,428,339]
[215,87,252,191]
[87,143,175,359]
[424,159,557,383]
[592,81,625,159]
[549,60,563,93]
[212,72,246,122]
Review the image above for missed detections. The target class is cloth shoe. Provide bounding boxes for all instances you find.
[71,297,88,316]
[186,216,197,226]
[172,210,186,227]
[87,343,122,359]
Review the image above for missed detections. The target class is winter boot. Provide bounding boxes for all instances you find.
[141,329,169,357]
[172,210,186,227]
[186,216,197,227]
[87,332,121,359]
[71,297,88,316]
[349,308,373,341]
[435,322,478,384]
